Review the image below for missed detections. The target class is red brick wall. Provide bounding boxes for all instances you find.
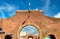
[0,10,60,39]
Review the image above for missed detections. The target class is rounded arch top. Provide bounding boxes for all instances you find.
[17,24,42,39]
[20,25,40,36]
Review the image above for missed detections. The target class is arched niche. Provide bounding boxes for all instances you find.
[5,35,12,39]
[48,34,56,39]
[19,25,40,39]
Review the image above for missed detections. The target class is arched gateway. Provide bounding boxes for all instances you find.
[20,25,40,39]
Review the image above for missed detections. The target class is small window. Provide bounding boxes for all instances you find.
[48,34,56,39]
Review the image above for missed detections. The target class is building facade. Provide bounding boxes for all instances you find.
[0,10,60,39]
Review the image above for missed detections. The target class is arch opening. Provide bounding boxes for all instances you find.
[48,34,56,39]
[20,25,40,39]
[5,35,12,39]
[28,36,33,39]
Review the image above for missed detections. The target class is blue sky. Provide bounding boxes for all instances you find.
[0,0,60,18]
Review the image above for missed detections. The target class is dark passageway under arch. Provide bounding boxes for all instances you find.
[48,34,56,39]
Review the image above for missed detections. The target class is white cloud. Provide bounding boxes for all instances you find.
[35,8,39,10]
[44,0,50,11]
[6,3,15,11]
[0,3,15,10]
[54,12,60,18]
[46,0,50,8]
[0,3,16,19]
[0,10,6,19]
[20,31,27,36]
[22,26,39,34]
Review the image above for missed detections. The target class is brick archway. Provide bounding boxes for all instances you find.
[17,24,42,39]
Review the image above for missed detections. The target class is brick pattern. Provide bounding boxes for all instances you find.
[0,10,60,39]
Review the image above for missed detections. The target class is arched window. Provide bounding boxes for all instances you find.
[20,25,39,39]
[48,34,56,39]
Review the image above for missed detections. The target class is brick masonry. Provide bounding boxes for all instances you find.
[0,10,60,39]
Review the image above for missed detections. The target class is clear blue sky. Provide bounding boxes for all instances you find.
[0,0,60,18]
